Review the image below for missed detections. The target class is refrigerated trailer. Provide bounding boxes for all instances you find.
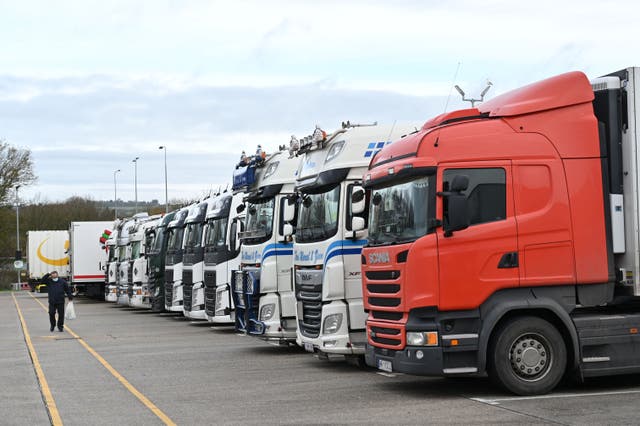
[69,221,113,297]
[26,230,70,291]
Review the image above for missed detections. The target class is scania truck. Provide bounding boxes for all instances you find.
[362,67,640,395]
[204,192,244,325]
[148,211,176,312]
[231,146,301,342]
[286,123,416,359]
[165,206,191,313]
[129,216,161,309]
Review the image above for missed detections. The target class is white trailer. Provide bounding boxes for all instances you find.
[26,230,70,291]
[69,221,113,298]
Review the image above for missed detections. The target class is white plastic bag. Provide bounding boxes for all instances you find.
[65,301,77,320]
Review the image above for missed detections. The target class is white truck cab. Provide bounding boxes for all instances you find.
[105,226,119,302]
[231,146,302,343]
[204,192,244,324]
[165,206,192,312]
[130,217,161,308]
[116,213,149,305]
[287,122,418,358]
[183,199,213,320]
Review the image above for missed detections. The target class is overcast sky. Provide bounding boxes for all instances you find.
[1,0,639,203]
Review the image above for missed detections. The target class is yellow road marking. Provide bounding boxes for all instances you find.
[12,292,63,426]
[28,293,176,426]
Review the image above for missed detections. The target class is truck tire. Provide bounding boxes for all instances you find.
[488,316,566,395]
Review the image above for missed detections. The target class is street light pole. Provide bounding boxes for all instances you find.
[132,157,140,213]
[15,185,20,285]
[159,146,168,213]
[113,169,121,219]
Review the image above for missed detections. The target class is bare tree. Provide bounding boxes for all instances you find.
[0,140,36,204]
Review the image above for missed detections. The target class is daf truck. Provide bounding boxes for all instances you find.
[182,200,211,320]
[231,146,301,342]
[362,67,640,395]
[204,192,244,324]
[129,216,161,309]
[285,123,416,359]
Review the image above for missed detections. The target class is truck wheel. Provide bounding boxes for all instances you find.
[489,316,566,395]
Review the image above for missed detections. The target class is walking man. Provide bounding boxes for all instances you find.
[42,271,73,332]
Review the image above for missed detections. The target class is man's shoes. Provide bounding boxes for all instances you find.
[57,328,63,332]
[50,326,54,332]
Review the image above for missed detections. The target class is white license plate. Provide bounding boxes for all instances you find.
[378,359,393,373]
[304,342,314,353]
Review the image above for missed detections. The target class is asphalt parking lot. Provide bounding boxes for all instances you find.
[3,291,640,425]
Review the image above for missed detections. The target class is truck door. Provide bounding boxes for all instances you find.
[437,163,519,310]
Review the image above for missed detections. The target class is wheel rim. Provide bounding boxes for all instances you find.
[509,332,552,382]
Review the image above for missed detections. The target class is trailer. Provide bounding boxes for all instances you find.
[26,230,70,292]
[69,221,112,298]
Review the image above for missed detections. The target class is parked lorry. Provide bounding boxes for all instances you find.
[182,200,211,319]
[129,216,161,309]
[148,211,176,312]
[286,123,416,359]
[26,230,70,292]
[68,221,112,298]
[104,224,120,302]
[116,213,149,305]
[362,67,640,395]
[165,206,191,312]
[204,191,244,325]
[231,146,301,342]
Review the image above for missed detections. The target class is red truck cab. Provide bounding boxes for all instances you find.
[362,69,640,395]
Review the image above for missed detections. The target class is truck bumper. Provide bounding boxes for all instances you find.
[184,308,207,320]
[365,344,445,375]
[297,301,366,355]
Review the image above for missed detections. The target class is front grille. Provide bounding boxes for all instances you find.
[371,311,403,321]
[296,282,322,338]
[183,270,193,311]
[165,277,173,306]
[368,297,401,307]
[370,325,402,347]
[366,270,401,280]
[204,270,216,316]
[367,283,400,293]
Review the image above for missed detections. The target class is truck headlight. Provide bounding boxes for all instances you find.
[323,313,343,335]
[406,331,438,346]
[154,286,160,296]
[260,303,275,321]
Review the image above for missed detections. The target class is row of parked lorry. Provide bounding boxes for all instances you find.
[100,67,640,396]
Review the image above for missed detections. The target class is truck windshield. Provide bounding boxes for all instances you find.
[151,227,166,254]
[296,185,340,243]
[243,198,274,244]
[204,217,228,249]
[184,222,204,249]
[368,176,432,245]
[166,227,184,252]
[118,246,127,262]
[131,241,141,259]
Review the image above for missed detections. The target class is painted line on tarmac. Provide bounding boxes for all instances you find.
[12,292,64,426]
[470,388,640,405]
[28,294,177,426]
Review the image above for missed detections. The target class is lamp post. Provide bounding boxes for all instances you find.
[159,146,168,213]
[113,169,121,219]
[15,185,21,285]
[132,157,140,213]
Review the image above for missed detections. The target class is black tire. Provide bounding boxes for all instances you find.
[488,316,566,396]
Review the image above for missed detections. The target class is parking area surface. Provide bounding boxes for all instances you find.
[3,291,640,425]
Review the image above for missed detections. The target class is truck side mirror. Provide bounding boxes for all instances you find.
[283,196,296,223]
[351,186,366,215]
[351,216,365,232]
[236,203,245,214]
[282,223,293,237]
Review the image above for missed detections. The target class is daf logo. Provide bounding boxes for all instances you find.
[300,273,313,282]
[368,252,390,264]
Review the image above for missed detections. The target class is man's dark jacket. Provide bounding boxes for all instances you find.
[42,274,73,304]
